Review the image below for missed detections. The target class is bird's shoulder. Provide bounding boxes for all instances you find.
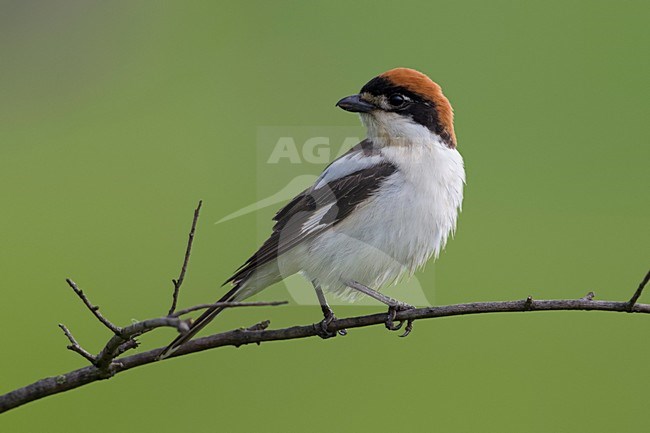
[272,139,395,229]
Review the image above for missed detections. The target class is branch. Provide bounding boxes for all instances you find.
[2,287,650,414]
[3,200,647,415]
[628,269,650,310]
[92,316,191,371]
[169,200,202,315]
[65,279,122,335]
[57,324,96,364]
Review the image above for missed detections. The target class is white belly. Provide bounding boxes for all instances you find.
[299,143,465,299]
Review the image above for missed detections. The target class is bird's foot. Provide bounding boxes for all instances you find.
[386,302,415,337]
[342,280,415,336]
[315,308,347,339]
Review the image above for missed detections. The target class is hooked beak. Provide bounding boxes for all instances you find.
[336,94,375,113]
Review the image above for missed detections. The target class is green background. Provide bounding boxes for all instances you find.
[1,1,649,432]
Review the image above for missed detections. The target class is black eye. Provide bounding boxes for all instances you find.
[388,94,406,107]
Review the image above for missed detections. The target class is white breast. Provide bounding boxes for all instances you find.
[297,131,465,300]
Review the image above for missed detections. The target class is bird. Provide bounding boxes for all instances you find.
[158,67,465,359]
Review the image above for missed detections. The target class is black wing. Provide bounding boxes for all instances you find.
[225,150,396,286]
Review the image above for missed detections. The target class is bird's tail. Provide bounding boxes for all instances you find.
[157,285,241,360]
[158,258,291,360]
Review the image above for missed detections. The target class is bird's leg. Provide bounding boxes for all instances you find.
[312,281,347,339]
[345,281,415,336]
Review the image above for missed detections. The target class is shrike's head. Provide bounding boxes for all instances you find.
[337,68,456,148]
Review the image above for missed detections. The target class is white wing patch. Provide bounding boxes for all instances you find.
[301,203,335,234]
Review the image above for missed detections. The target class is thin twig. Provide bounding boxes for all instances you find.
[114,339,139,357]
[65,279,122,335]
[3,293,650,413]
[581,291,596,301]
[58,324,96,364]
[244,320,271,331]
[524,296,533,310]
[170,300,288,317]
[627,269,650,310]
[169,200,202,315]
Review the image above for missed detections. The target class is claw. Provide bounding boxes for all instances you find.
[399,319,414,337]
[341,281,414,336]
[385,306,404,331]
[385,303,415,334]
[315,310,346,339]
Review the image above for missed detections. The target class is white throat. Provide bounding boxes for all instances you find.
[360,111,443,149]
